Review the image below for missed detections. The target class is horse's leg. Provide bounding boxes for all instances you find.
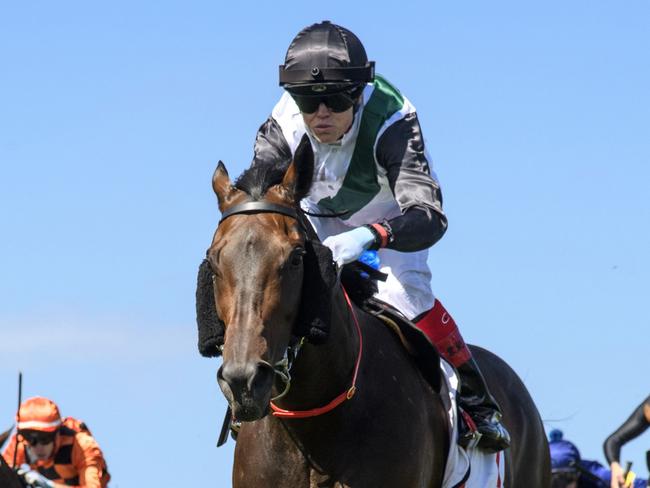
[470,345,551,487]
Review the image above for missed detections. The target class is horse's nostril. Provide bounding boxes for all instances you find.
[220,361,274,401]
[220,362,253,392]
[249,362,275,394]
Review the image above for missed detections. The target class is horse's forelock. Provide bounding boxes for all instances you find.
[235,134,314,201]
[235,162,289,200]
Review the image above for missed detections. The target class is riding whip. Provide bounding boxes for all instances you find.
[12,372,22,469]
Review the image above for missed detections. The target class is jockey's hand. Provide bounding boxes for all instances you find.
[17,465,54,488]
[610,461,625,488]
[323,227,375,266]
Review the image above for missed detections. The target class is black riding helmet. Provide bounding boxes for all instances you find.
[279,21,375,103]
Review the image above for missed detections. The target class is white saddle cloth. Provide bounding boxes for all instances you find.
[440,360,506,488]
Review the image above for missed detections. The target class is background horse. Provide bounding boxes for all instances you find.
[0,457,23,488]
[0,429,24,488]
[0,427,11,449]
[199,138,550,487]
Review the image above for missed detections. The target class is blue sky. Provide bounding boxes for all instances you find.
[1,1,649,486]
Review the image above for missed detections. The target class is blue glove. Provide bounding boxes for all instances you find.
[323,227,375,266]
[358,250,381,279]
[18,465,54,488]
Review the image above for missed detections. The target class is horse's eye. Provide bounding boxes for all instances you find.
[207,259,222,280]
[290,247,305,266]
[207,248,222,275]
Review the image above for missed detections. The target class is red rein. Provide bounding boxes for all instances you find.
[269,288,363,418]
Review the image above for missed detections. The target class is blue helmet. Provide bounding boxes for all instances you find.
[549,430,581,473]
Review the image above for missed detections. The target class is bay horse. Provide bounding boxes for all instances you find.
[200,137,550,487]
[0,427,10,449]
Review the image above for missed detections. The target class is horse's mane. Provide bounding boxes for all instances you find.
[235,160,289,200]
[235,134,314,201]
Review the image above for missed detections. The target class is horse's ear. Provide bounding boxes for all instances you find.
[212,161,234,209]
[281,134,314,202]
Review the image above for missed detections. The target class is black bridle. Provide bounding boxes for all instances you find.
[219,200,346,245]
[219,201,299,224]
[219,199,386,285]
[216,199,313,399]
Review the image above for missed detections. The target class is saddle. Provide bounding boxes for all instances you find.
[341,266,481,450]
[359,296,442,393]
[358,296,481,449]
[359,295,506,487]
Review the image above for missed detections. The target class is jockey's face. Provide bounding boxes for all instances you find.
[301,102,354,144]
[26,438,55,460]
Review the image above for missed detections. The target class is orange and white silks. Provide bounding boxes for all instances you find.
[2,417,110,488]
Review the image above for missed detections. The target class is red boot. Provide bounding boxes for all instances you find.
[415,300,510,452]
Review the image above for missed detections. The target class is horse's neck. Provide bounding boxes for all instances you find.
[0,455,23,488]
[279,287,358,409]
[266,289,452,485]
[0,429,11,450]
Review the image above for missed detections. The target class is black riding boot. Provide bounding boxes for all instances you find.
[456,358,511,452]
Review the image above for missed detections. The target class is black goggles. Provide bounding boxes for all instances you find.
[290,91,357,114]
[21,431,56,446]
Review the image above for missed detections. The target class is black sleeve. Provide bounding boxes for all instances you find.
[251,116,292,168]
[375,112,448,252]
[603,395,650,464]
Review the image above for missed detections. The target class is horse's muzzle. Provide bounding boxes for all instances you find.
[217,360,275,421]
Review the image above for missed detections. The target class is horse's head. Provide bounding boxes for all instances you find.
[205,137,332,421]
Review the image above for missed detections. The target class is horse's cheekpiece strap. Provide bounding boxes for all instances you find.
[219,202,298,223]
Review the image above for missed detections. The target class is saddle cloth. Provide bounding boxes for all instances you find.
[440,359,505,488]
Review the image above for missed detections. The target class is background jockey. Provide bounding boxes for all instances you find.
[249,20,509,452]
[2,397,110,488]
[604,395,650,488]
[549,429,647,488]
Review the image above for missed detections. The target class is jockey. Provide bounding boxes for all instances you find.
[604,394,650,488]
[549,429,647,488]
[251,20,510,452]
[1,397,110,488]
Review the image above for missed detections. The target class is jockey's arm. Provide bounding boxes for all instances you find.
[249,113,448,253]
[604,395,650,487]
[1,433,24,468]
[47,465,102,488]
[604,395,650,466]
[41,466,102,488]
[250,117,292,169]
[376,112,448,251]
[66,433,107,488]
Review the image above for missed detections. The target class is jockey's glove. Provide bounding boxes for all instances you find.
[323,226,375,266]
[18,465,54,488]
